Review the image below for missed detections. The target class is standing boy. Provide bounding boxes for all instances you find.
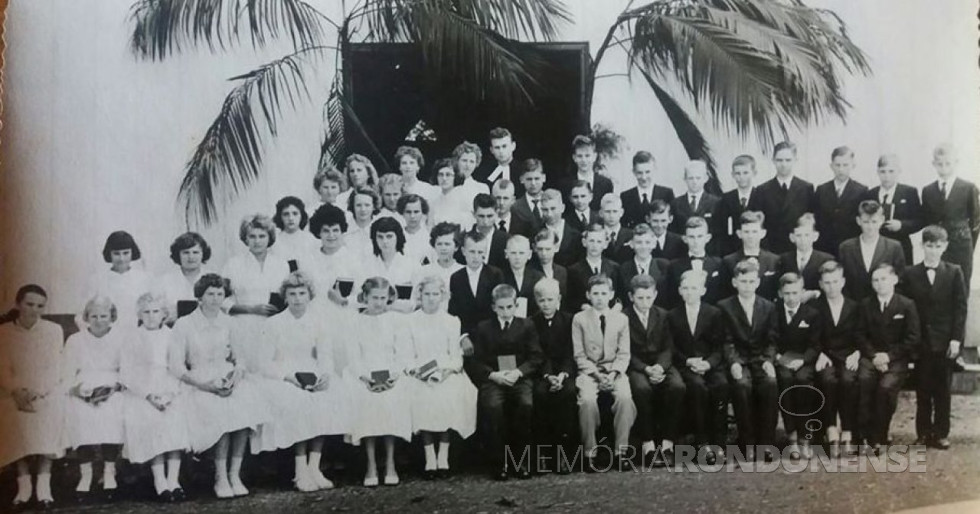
[621,151,675,228]
[921,144,980,286]
[565,136,613,212]
[813,146,868,255]
[492,180,534,237]
[476,127,521,195]
[531,229,571,312]
[512,159,547,234]
[564,180,599,233]
[778,213,834,299]
[463,193,508,270]
[449,230,505,336]
[863,154,922,264]
[755,141,815,253]
[666,217,727,308]
[539,189,584,267]
[714,155,761,256]
[613,223,670,308]
[599,193,635,263]
[645,200,688,260]
[722,211,781,301]
[670,160,720,235]
[568,224,621,310]
[838,200,905,300]
[502,235,545,318]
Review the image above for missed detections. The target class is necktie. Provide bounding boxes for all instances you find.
[599,314,606,336]
[593,266,599,275]
[882,192,891,206]
[881,300,887,313]
[798,256,806,272]
[739,197,747,209]
[788,309,796,322]
[638,265,646,276]
[882,192,893,220]
[546,318,552,327]
[503,320,510,331]
[940,181,947,198]
[498,219,507,231]
[689,195,697,210]
[654,240,662,252]
[781,182,789,192]
[926,267,936,285]
[835,185,843,198]
[609,231,617,245]
[580,212,587,224]
[532,199,540,218]
[642,193,649,206]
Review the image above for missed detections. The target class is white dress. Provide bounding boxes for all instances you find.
[170,310,271,453]
[430,189,475,229]
[403,180,441,206]
[273,230,319,267]
[456,178,490,211]
[158,267,208,317]
[221,251,291,372]
[344,219,376,262]
[345,312,413,442]
[406,311,477,438]
[63,326,128,448]
[413,261,463,311]
[250,310,351,452]
[403,227,435,266]
[299,245,360,309]
[89,267,154,329]
[120,327,190,462]
[0,320,66,466]
[354,253,421,308]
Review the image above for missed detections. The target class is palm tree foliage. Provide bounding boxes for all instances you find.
[129,0,867,225]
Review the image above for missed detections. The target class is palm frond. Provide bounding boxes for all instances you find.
[318,80,347,173]
[360,0,570,42]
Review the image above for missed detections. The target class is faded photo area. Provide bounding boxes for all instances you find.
[0,0,979,513]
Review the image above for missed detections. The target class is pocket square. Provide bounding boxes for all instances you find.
[704,213,713,218]
[799,320,810,328]
[764,271,776,276]
[899,199,907,204]
[893,314,905,319]
[711,271,719,277]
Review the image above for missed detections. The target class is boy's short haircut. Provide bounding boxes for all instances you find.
[586,273,614,291]
[489,127,512,141]
[452,141,483,166]
[472,193,497,212]
[429,222,462,248]
[309,204,349,235]
[795,212,817,230]
[629,274,657,293]
[632,223,654,238]
[394,145,425,169]
[600,192,622,209]
[492,179,515,194]
[572,135,595,151]
[541,189,563,204]
[873,263,897,277]
[379,173,403,191]
[818,260,844,278]
[506,234,531,251]
[831,146,854,160]
[571,179,593,193]
[534,228,560,245]
[679,269,707,288]
[739,210,765,226]
[734,259,761,278]
[778,272,803,289]
[858,199,883,217]
[491,283,518,303]
[647,199,671,216]
[533,277,561,297]
[684,160,707,177]
[632,150,655,167]
[877,153,898,168]
[464,229,488,245]
[396,193,429,215]
[933,144,955,160]
[583,223,607,237]
[921,225,949,244]
[732,154,756,170]
[685,216,709,232]
[313,167,347,191]
[521,158,544,177]
[773,141,797,156]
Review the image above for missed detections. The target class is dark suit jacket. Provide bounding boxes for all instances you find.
[529,261,571,312]
[669,192,721,235]
[667,303,726,369]
[863,184,922,263]
[778,249,834,293]
[814,296,867,361]
[837,236,906,300]
[512,196,544,237]
[454,227,508,270]
[568,258,621,310]
[664,256,727,308]
[465,317,544,385]
[756,176,816,254]
[531,311,575,377]
[626,305,674,372]
[502,265,546,317]
[813,179,869,255]
[614,257,670,308]
[900,262,967,354]
[651,232,688,261]
[575,173,615,212]
[722,249,781,301]
[621,185,676,229]
[448,265,504,335]
[774,301,820,365]
[475,159,523,197]
[860,294,920,366]
[500,214,536,239]
[549,222,584,267]
[564,207,600,233]
[718,296,778,365]
[712,188,761,256]
[922,177,980,247]
[603,226,635,263]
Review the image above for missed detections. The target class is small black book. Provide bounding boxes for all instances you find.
[371,369,391,385]
[176,300,198,318]
[395,284,413,300]
[295,372,318,388]
[288,259,299,273]
[336,278,355,297]
[268,293,287,312]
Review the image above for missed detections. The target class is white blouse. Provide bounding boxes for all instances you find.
[300,245,360,303]
[221,252,291,306]
[403,227,435,266]
[355,252,421,299]
[0,319,63,395]
[120,327,179,396]
[170,309,240,381]
[273,230,319,266]
[63,326,127,389]
[89,267,154,325]
[347,312,411,378]
[405,310,463,371]
[259,309,336,380]
[158,267,208,308]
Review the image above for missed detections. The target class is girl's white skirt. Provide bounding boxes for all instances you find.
[65,392,125,449]
[250,376,351,452]
[0,396,66,467]
[184,367,271,453]
[345,373,413,443]
[409,372,478,438]
[122,392,191,463]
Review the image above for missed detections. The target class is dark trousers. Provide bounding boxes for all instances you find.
[532,376,579,448]
[858,359,907,445]
[730,362,778,446]
[775,364,817,435]
[679,367,729,446]
[916,352,954,439]
[627,367,686,443]
[817,359,860,436]
[478,379,534,468]
[944,238,974,288]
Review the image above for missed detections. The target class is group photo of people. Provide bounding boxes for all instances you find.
[1,128,976,510]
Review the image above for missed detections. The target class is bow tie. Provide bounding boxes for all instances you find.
[925,266,938,271]
[690,256,704,261]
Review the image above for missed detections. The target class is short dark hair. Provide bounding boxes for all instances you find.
[818,260,844,278]
[15,284,47,304]
[646,199,671,216]
[347,186,381,215]
[489,127,512,141]
[572,135,595,151]
[773,141,797,156]
[778,272,803,289]
[102,231,141,262]
[273,196,310,231]
[732,154,756,170]
[429,222,462,248]
[396,193,429,215]
[569,179,592,193]
[921,225,949,244]
[831,146,854,160]
[309,203,348,235]
[395,145,425,170]
[521,158,544,177]
[629,274,657,293]
[430,157,459,187]
[632,150,655,167]
[169,232,212,265]
[587,273,614,291]
[734,259,760,278]
[472,193,496,212]
[370,217,407,256]
[858,200,882,217]
[193,273,232,299]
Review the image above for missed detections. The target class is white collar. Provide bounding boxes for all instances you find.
[777,176,793,187]
[877,294,894,307]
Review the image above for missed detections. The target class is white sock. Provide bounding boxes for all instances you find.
[166,454,182,490]
[841,430,852,443]
[436,442,450,470]
[14,474,32,503]
[103,461,118,490]
[423,444,437,470]
[294,455,309,481]
[662,439,674,451]
[229,456,243,480]
[36,473,53,502]
[641,440,656,455]
[151,461,168,494]
[308,451,322,473]
[76,462,93,493]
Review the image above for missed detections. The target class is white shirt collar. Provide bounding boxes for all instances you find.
[738,295,756,313]
[877,294,894,308]
[777,176,793,188]
[636,184,654,198]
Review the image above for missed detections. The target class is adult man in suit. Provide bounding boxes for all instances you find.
[599,193,635,263]
[864,153,922,264]
[714,155,762,256]
[568,224,621,310]
[457,193,508,270]
[625,275,684,466]
[530,278,578,473]
[665,217,727,308]
[778,213,834,298]
[564,180,600,232]
[921,144,980,286]
[475,127,523,196]
[670,160,721,235]
[901,226,968,450]
[857,264,920,452]
[492,179,535,237]
[645,200,688,260]
[718,259,780,461]
[813,146,869,255]
[563,135,613,212]
[501,235,545,318]
[465,284,543,480]
[755,141,816,254]
[838,200,906,300]
[539,189,584,267]
[512,159,547,235]
[449,230,505,336]
[668,270,729,464]
[621,150,675,229]
[722,211,781,301]
[614,223,671,308]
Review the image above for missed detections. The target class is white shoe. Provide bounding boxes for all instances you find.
[383,473,400,486]
[214,478,234,499]
[363,475,379,487]
[293,469,317,493]
[309,468,334,490]
[229,476,249,497]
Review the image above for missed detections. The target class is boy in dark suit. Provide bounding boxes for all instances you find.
[670,160,720,235]
[864,153,922,264]
[813,146,868,255]
[921,144,980,286]
[449,230,505,337]
[718,259,779,461]
[512,159,547,234]
[565,135,613,212]
[838,200,906,300]
[539,189,584,267]
[813,260,867,456]
[572,274,637,463]
[465,284,544,480]
[462,193,508,269]
[626,274,684,466]
[621,150,675,228]
[755,141,816,253]
[476,127,521,195]
[666,217,727,308]
[599,193,635,263]
[714,155,761,256]
[531,228,571,312]
[778,213,833,300]
[857,264,920,452]
[722,211,781,300]
[568,223,621,310]
[901,226,967,450]
[668,270,730,464]
[614,223,670,308]
[564,180,599,232]
[773,273,821,459]
[502,235,544,318]
[530,278,578,473]
[492,179,534,237]
[645,200,688,260]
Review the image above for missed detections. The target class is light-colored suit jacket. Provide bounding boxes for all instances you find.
[571,308,630,375]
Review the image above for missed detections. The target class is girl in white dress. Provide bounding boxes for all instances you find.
[222,214,291,373]
[256,272,350,492]
[159,232,212,321]
[0,285,64,509]
[415,222,464,284]
[169,273,269,499]
[120,292,190,502]
[336,153,380,208]
[345,187,381,260]
[452,141,491,210]
[91,230,153,329]
[311,167,347,212]
[63,295,127,500]
[302,204,360,310]
[407,276,478,479]
[430,158,475,229]
[347,277,413,487]
[398,194,436,265]
[378,173,406,223]
[272,196,319,266]
[396,146,440,206]
[354,217,422,313]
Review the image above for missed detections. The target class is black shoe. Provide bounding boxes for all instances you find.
[102,488,117,502]
[517,465,532,480]
[934,438,951,450]
[435,469,451,479]
[37,500,55,511]
[662,448,675,467]
[652,450,666,468]
[158,490,173,503]
[494,468,509,481]
[171,488,186,502]
[423,469,437,481]
[704,447,717,465]
[763,448,776,463]
[913,436,930,446]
